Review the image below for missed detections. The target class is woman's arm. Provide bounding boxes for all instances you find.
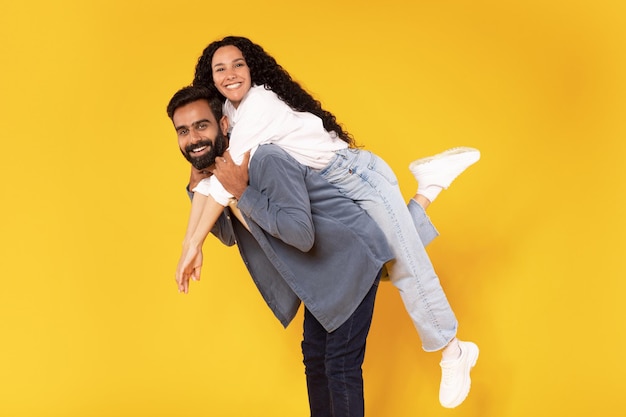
[175,193,225,294]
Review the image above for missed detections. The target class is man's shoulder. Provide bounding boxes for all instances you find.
[249,145,305,184]
[253,143,294,161]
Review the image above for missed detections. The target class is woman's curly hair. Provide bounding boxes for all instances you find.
[192,36,354,146]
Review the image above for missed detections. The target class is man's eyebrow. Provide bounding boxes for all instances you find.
[192,119,211,127]
[175,119,212,131]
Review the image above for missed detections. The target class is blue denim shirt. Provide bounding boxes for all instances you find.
[210,145,392,332]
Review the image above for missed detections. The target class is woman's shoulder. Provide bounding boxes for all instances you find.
[245,85,284,104]
[241,85,291,113]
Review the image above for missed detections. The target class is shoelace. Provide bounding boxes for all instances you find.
[440,362,458,386]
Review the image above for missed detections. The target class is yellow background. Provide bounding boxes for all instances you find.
[1,0,625,416]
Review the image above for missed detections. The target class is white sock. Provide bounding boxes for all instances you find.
[417,185,443,203]
[442,338,461,361]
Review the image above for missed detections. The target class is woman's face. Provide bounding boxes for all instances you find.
[211,45,252,108]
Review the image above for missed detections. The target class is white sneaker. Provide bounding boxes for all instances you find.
[439,340,479,408]
[409,147,480,189]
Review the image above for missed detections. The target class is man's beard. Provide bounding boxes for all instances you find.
[180,131,228,170]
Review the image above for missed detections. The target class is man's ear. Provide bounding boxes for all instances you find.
[220,115,229,135]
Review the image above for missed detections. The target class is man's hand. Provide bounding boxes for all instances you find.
[189,166,213,192]
[213,151,251,200]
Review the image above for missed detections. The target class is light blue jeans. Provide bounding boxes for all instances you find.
[319,148,457,351]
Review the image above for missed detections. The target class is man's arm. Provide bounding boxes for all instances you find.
[214,146,315,252]
[212,151,250,200]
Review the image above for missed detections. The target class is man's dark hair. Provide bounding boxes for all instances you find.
[192,36,355,147]
[166,85,224,121]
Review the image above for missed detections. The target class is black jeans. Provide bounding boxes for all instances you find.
[302,270,381,417]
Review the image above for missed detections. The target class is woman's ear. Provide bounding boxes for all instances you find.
[220,115,229,135]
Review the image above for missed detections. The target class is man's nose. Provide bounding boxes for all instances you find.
[190,128,202,143]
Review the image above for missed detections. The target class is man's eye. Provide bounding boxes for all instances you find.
[178,129,188,135]
[198,123,207,129]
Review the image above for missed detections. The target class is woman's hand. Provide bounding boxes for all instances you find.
[175,243,203,294]
[189,166,213,191]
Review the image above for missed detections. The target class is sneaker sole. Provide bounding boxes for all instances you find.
[409,147,480,171]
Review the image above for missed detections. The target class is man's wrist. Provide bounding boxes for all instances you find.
[233,186,247,200]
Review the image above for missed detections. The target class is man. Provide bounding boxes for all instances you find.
[167,85,393,417]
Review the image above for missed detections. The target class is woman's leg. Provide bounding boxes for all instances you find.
[408,198,439,247]
[319,149,479,408]
[320,149,456,351]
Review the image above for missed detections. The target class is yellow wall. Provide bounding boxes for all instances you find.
[1,0,625,416]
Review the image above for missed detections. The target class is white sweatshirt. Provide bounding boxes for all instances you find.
[192,85,348,205]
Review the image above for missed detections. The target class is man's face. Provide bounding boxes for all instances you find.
[172,99,228,170]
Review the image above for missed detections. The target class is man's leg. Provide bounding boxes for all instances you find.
[303,309,332,417]
[325,272,381,417]
[302,272,381,417]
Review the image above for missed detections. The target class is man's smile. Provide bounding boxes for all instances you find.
[190,144,209,155]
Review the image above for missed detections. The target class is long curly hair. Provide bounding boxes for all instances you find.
[193,36,354,146]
